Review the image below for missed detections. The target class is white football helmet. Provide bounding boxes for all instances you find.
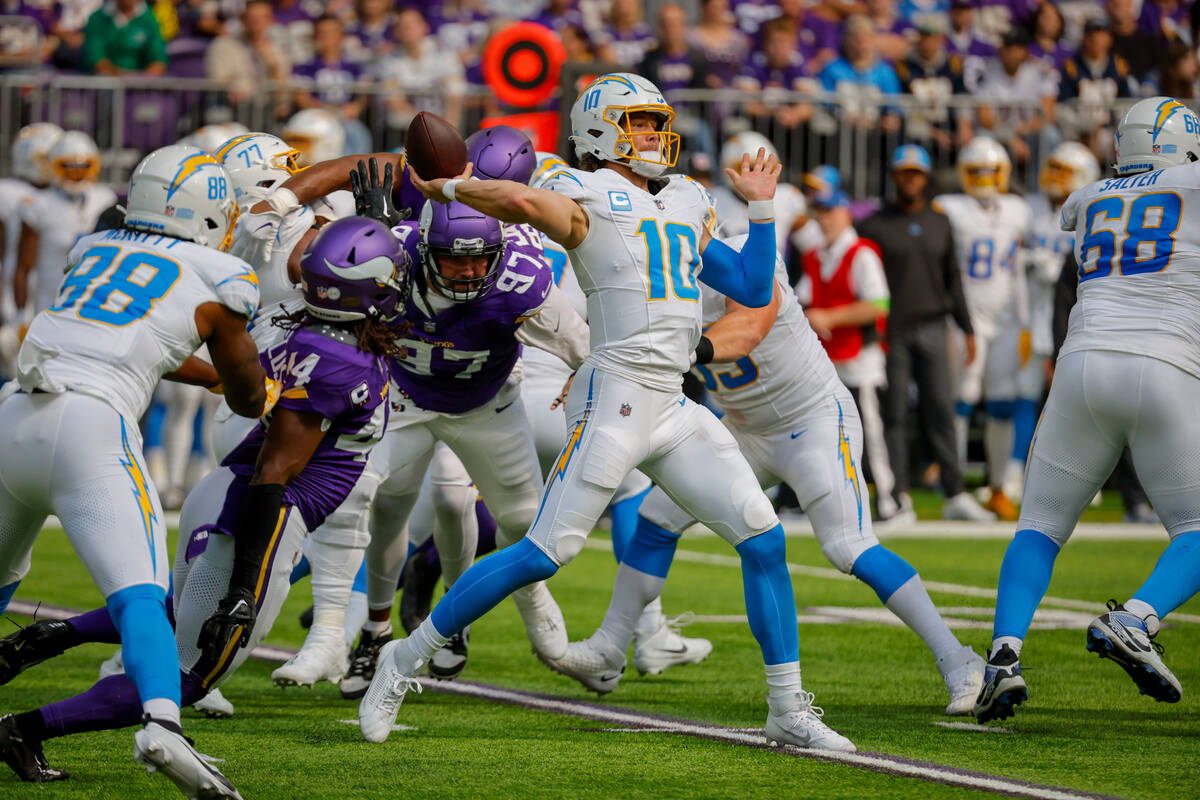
[957,136,1011,199]
[569,72,679,178]
[11,122,63,184]
[179,122,251,154]
[1039,142,1100,201]
[213,132,305,207]
[530,150,568,187]
[1114,96,1200,176]
[720,131,777,173]
[125,144,239,251]
[46,131,101,194]
[282,109,346,167]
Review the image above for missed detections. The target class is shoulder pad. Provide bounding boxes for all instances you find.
[213,257,261,320]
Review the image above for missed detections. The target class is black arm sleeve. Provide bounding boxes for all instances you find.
[228,483,288,596]
[942,221,974,336]
[1052,252,1079,360]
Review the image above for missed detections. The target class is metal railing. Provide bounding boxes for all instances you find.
[0,70,1135,200]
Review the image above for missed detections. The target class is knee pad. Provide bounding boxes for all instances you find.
[431,480,477,516]
[548,525,590,565]
[735,481,778,535]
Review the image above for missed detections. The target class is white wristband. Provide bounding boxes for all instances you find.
[264,187,301,217]
[747,200,774,221]
[442,179,461,202]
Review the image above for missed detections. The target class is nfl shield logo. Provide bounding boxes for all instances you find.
[654,199,665,210]
[620,403,632,417]
[424,321,436,333]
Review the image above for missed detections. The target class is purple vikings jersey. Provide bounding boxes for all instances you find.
[387,221,552,414]
[223,324,390,530]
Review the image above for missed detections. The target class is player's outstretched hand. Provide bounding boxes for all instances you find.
[197,588,257,664]
[350,157,402,226]
[408,162,474,204]
[724,147,782,203]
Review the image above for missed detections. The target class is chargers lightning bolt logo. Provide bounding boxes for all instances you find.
[119,418,159,572]
[167,152,221,201]
[1152,99,1188,142]
[834,398,863,533]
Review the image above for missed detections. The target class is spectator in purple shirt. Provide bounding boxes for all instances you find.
[530,0,588,34]
[293,15,365,117]
[946,0,996,59]
[595,0,657,69]
[736,17,817,128]
[732,0,784,37]
[771,0,841,73]
[639,4,717,159]
[867,0,918,62]
[1140,0,1191,46]
[346,0,395,62]
[690,0,752,86]
[1029,1,1073,71]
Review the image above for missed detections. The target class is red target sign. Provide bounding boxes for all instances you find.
[482,22,567,108]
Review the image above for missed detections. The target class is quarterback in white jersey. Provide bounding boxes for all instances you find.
[976,97,1200,724]
[560,237,984,714]
[362,72,855,752]
[0,145,266,797]
[14,132,117,318]
[934,136,1031,520]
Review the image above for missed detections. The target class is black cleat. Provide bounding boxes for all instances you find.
[0,619,75,685]
[298,604,314,630]
[974,644,1027,723]
[1086,600,1182,703]
[399,555,441,634]
[428,626,469,681]
[0,715,68,782]
[339,629,393,700]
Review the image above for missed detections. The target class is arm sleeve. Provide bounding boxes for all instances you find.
[515,282,590,370]
[698,220,776,308]
[942,221,974,335]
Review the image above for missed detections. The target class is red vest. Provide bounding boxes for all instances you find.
[803,237,883,362]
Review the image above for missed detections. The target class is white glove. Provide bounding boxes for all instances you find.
[229,209,283,268]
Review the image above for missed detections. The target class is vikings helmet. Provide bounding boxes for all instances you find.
[418,200,506,302]
[300,217,412,322]
[465,125,537,183]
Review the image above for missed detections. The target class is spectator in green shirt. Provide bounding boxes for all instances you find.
[82,0,168,75]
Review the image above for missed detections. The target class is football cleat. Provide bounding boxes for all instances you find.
[98,648,125,679]
[399,554,440,634]
[943,492,996,522]
[340,629,393,700]
[193,689,235,719]
[632,611,712,676]
[0,619,76,685]
[765,692,856,752]
[973,644,1027,723]
[134,716,242,800]
[272,625,349,688]
[0,714,68,782]
[512,581,568,660]
[427,626,469,681]
[538,635,626,695]
[358,640,423,743]
[938,646,986,716]
[1086,600,1181,703]
[984,490,1019,522]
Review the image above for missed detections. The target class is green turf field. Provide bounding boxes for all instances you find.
[3,519,1197,800]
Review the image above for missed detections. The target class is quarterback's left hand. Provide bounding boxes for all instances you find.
[408,162,473,204]
[1018,329,1033,367]
[725,147,782,203]
[198,588,257,664]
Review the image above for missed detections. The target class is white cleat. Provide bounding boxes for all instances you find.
[511,581,568,660]
[358,640,423,743]
[98,648,124,679]
[633,612,713,676]
[938,646,986,716]
[765,692,856,752]
[272,625,349,688]
[192,689,234,719]
[538,635,626,695]
[134,718,242,800]
[943,492,996,522]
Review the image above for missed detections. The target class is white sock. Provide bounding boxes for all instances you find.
[308,539,363,634]
[764,661,803,714]
[344,591,369,647]
[597,563,665,652]
[991,635,1023,659]
[885,575,961,661]
[363,618,392,637]
[984,417,1014,492]
[393,618,448,675]
[144,697,181,727]
[635,596,665,637]
[1122,598,1160,636]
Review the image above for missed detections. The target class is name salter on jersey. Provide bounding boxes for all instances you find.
[542,165,715,392]
[15,227,260,426]
[1060,165,1200,379]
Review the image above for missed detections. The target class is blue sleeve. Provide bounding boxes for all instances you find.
[698,221,776,308]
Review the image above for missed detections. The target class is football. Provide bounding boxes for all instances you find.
[404,111,469,181]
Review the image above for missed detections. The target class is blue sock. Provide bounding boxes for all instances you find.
[735,525,799,665]
[1132,531,1200,619]
[289,554,311,585]
[986,399,1014,421]
[0,580,18,614]
[1011,398,1039,462]
[622,515,680,579]
[106,583,180,706]
[430,538,558,638]
[850,545,918,603]
[609,486,652,563]
[351,559,368,594]
[955,400,974,418]
[144,399,166,450]
[191,407,206,454]
[993,529,1061,640]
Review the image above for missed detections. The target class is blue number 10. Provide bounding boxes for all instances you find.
[637,219,700,301]
[1080,191,1181,282]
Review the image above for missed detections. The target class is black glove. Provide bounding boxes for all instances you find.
[350,157,402,226]
[197,587,257,665]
